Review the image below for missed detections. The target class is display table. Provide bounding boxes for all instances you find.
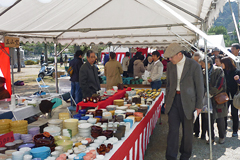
[0,93,61,120]
[100,84,166,89]
[76,88,131,112]
[0,105,41,120]
[105,92,164,160]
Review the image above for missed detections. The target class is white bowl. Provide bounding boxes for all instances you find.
[79,120,88,124]
[114,110,126,115]
[116,106,128,111]
[79,132,90,137]
[126,109,135,113]
[89,143,100,148]
[44,126,61,134]
[108,137,118,144]
[78,123,92,129]
[94,139,103,144]
[97,136,107,141]
[103,140,113,145]
[48,119,63,125]
[87,118,97,124]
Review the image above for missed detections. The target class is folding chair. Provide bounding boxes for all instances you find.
[36,77,50,93]
[61,92,77,117]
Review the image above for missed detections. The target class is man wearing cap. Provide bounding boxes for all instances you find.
[164,43,204,160]
[209,47,220,64]
[231,43,240,70]
[0,77,10,100]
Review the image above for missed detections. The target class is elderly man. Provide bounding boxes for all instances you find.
[231,43,240,70]
[79,50,100,98]
[164,43,204,160]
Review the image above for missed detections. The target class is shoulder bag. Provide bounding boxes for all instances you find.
[233,85,240,109]
[214,92,229,105]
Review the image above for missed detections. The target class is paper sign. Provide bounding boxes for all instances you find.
[0,131,14,147]
[4,36,20,48]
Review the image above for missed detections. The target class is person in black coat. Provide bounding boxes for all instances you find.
[79,50,100,98]
[69,50,84,105]
[221,57,240,137]
[127,51,142,77]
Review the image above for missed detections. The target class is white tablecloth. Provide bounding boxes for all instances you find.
[0,105,41,120]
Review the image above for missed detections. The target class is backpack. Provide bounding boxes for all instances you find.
[67,66,73,77]
[14,80,24,86]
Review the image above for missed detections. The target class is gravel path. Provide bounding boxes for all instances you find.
[144,112,240,160]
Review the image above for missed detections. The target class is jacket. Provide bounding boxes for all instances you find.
[224,69,240,98]
[203,65,228,119]
[147,60,163,81]
[69,57,83,82]
[122,57,130,71]
[133,59,145,78]
[128,56,137,75]
[104,59,123,90]
[79,61,100,98]
[165,57,204,120]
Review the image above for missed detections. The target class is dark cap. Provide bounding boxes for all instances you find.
[0,77,6,83]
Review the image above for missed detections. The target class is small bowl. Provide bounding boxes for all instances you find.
[78,123,93,129]
[87,118,97,124]
[116,106,128,111]
[48,119,63,125]
[54,136,70,141]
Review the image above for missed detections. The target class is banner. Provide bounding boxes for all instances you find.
[0,44,11,95]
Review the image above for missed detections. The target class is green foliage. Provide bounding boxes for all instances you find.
[24,60,38,65]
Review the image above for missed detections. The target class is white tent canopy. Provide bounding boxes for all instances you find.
[198,35,226,49]
[0,0,225,47]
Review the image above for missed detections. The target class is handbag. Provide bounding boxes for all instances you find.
[233,86,240,109]
[67,66,73,77]
[214,92,229,105]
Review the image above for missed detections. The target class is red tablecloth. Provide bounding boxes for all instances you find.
[109,92,164,160]
[76,87,131,112]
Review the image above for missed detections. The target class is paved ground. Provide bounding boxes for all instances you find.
[12,65,240,160]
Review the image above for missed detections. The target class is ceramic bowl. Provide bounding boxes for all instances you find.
[106,105,117,111]
[0,153,8,160]
[33,134,55,147]
[97,136,107,142]
[87,118,97,124]
[116,106,128,111]
[0,119,12,124]
[55,140,73,152]
[54,136,70,141]
[114,110,126,115]
[64,119,78,124]
[44,126,61,134]
[108,137,118,144]
[78,123,93,129]
[48,119,63,125]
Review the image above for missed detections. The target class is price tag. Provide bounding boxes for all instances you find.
[4,36,20,48]
[0,131,14,147]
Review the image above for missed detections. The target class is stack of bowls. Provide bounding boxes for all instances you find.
[10,120,28,134]
[116,106,128,111]
[48,119,63,130]
[102,112,112,120]
[113,99,124,106]
[55,140,73,152]
[0,119,12,134]
[33,134,55,151]
[12,151,25,160]
[59,113,70,120]
[14,133,21,140]
[63,119,78,136]
[21,134,33,143]
[43,126,61,137]
[28,127,40,137]
[30,146,51,160]
[78,123,92,137]
[106,105,117,111]
[91,126,102,138]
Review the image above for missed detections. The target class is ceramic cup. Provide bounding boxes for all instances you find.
[23,155,32,160]
[51,151,60,158]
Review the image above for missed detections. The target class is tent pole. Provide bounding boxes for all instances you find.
[203,22,213,160]
[228,0,240,43]
[54,39,59,93]
[10,48,14,94]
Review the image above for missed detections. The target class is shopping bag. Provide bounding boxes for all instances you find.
[202,95,213,113]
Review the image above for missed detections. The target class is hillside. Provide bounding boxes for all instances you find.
[213,1,238,32]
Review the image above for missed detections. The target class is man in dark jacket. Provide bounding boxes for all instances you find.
[79,50,100,98]
[69,50,84,105]
[127,51,142,77]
